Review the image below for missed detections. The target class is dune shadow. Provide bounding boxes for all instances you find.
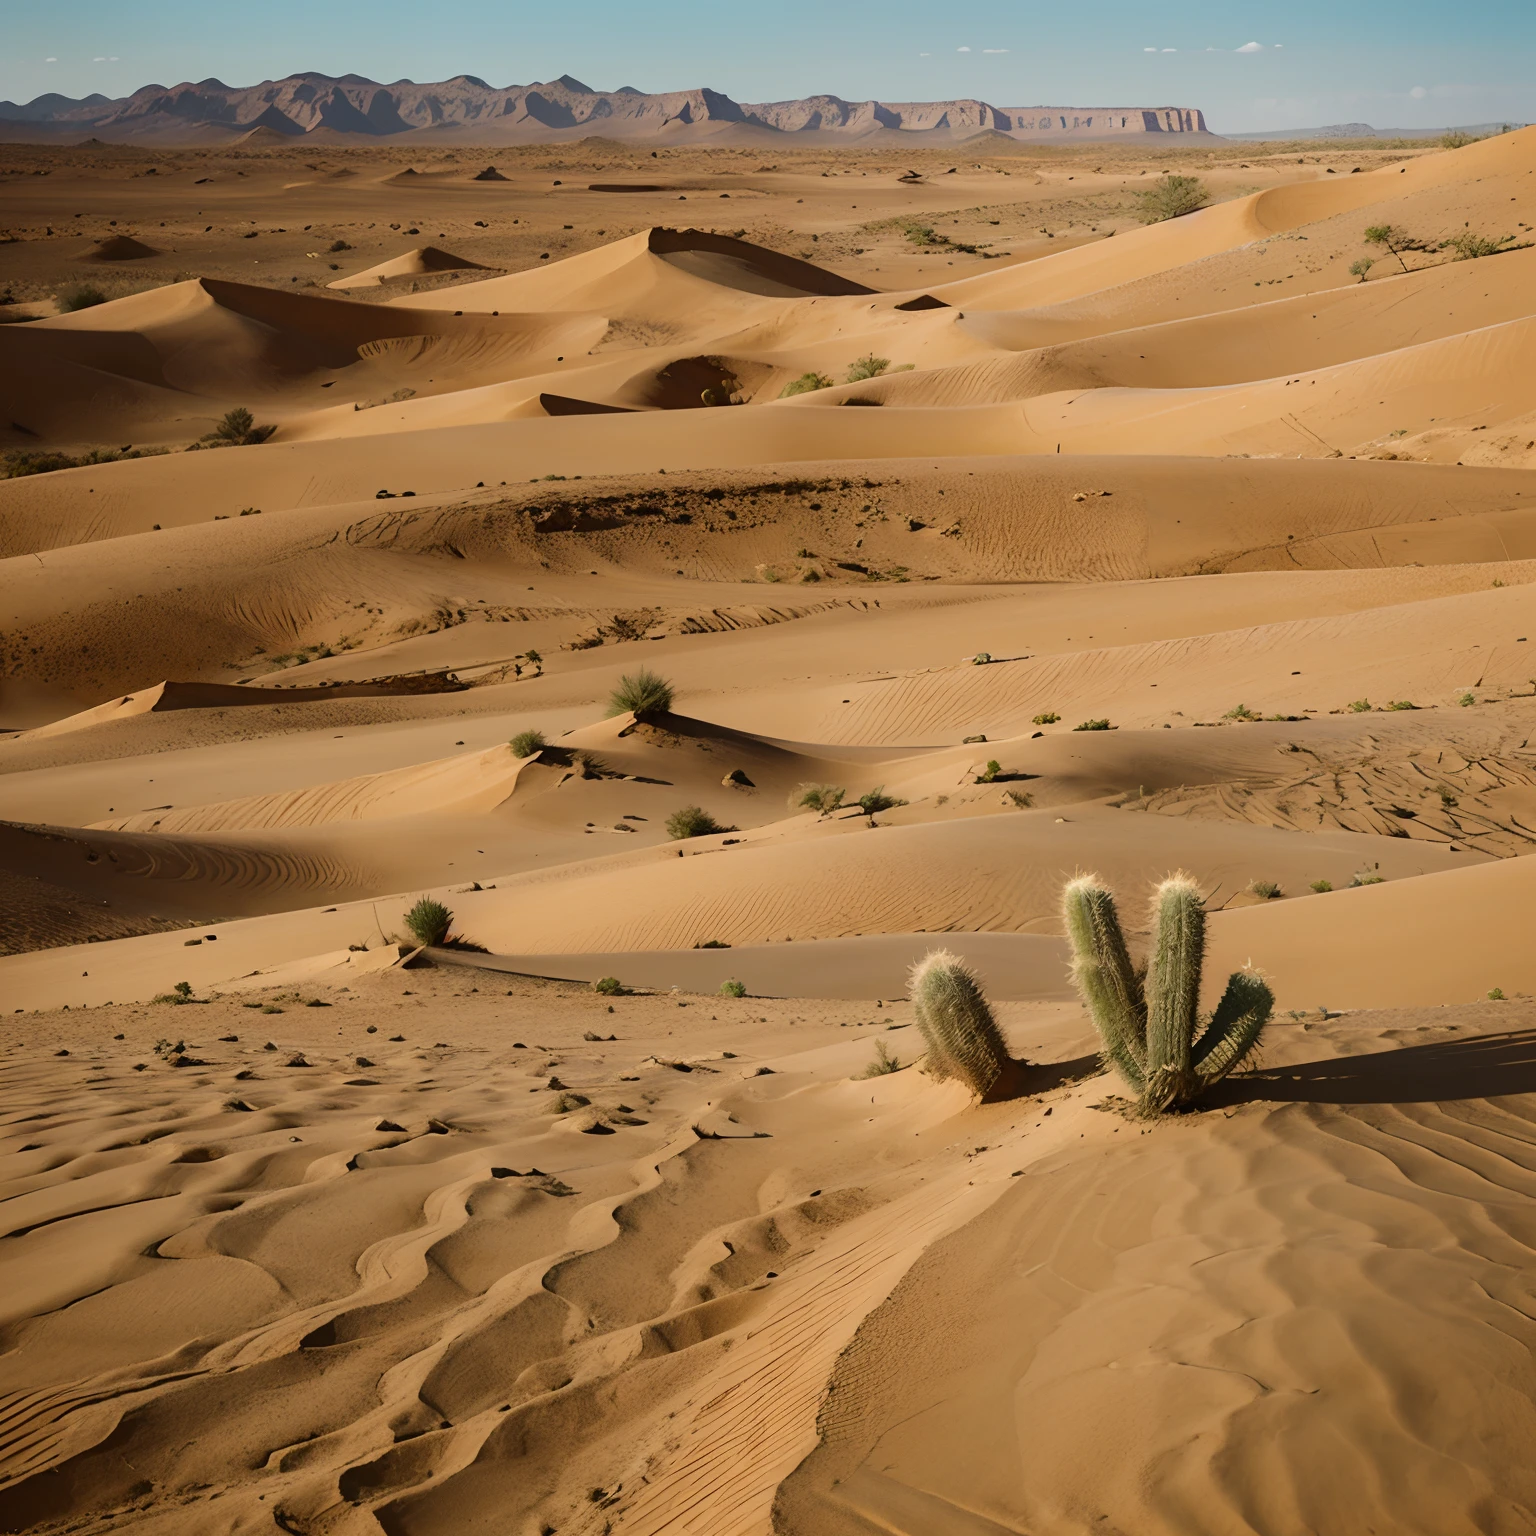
[1209,1029,1536,1107]
[1028,1052,1103,1095]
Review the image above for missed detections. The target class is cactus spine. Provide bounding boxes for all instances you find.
[909,949,1022,1101]
[1062,873,1272,1115]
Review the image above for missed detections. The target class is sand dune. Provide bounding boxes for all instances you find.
[6,124,1536,1536]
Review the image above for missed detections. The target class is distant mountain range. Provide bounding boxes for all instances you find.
[0,73,1213,146]
[1225,120,1526,141]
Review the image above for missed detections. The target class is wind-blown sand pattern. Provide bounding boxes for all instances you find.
[4,120,1536,1534]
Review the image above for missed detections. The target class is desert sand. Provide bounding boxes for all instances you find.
[3,122,1536,1534]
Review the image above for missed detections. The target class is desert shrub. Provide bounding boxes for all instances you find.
[909,949,1024,1100]
[1488,987,1506,1001]
[1458,692,1476,707]
[1386,699,1418,711]
[845,354,890,383]
[779,372,834,398]
[900,220,937,245]
[1137,175,1209,224]
[1442,231,1516,260]
[606,667,673,717]
[972,652,992,665]
[1349,258,1375,282]
[857,1038,902,1077]
[1063,873,1272,1115]
[328,239,353,252]
[1073,718,1111,732]
[200,407,276,447]
[593,975,627,995]
[58,284,108,312]
[858,785,907,818]
[1032,711,1061,725]
[1004,788,1034,808]
[1224,703,1261,721]
[404,897,453,947]
[510,729,546,757]
[976,759,1001,783]
[1441,130,1476,149]
[1347,698,1372,713]
[1309,878,1333,893]
[1249,879,1281,900]
[152,981,195,1007]
[720,979,747,997]
[1437,786,1458,807]
[2,445,165,478]
[666,805,724,839]
[1363,224,1425,272]
[1350,870,1384,887]
[792,783,845,816]
[572,749,607,778]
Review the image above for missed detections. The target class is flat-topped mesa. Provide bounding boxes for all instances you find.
[0,73,1212,144]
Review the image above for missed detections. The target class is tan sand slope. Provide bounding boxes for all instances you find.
[327,244,494,288]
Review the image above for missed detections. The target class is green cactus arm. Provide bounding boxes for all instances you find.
[1145,875,1205,1077]
[1062,876,1147,1090]
[1193,970,1273,1085]
[909,950,1011,1098]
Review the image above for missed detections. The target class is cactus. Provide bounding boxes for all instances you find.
[1062,873,1272,1115]
[908,950,1024,1100]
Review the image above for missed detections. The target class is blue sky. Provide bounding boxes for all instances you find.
[5,0,1533,133]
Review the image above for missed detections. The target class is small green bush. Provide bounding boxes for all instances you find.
[858,785,907,818]
[857,1038,902,1077]
[1137,175,1209,224]
[1073,718,1111,732]
[1488,987,1506,1001]
[1309,878,1333,893]
[58,284,108,312]
[404,897,453,947]
[793,783,845,816]
[845,354,890,383]
[200,407,276,447]
[1386,700,1418,711]
[510,728,546,757]
[593,975,627,996]
[976,760,1001,783]
[667,805,725,839]
[972,652,992,665]
[1349,258,1375,282]
[1441,130,1476,149]
[779,372,834,398]
[1224,703,1261,721]
[1347,698,1372,713]
[1032,711,1061,726]
[1249,880,1281,900]
[1350,870,1384,887]
[1443,231,1516,260]
[152,981,195,1007]
[607,667,673,718]
[720,979,747,998]
[1458,692,1476,707]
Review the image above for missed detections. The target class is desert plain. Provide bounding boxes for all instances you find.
[2,119,1536,1535]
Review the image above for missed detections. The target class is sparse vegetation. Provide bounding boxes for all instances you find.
[972,652,992,665]
[57,284,108,312]
[199,407,276,447]
[1004,788,1034,809]
[2,445,166,478]
[1249,880,1281,900]
[857,786,907,819]
[1063,873,1273,1116]
[1347,698,1372,713]
[510,729,546,757]
[666,805,726,839]
[328,239,353,252]
[720,979,747,998]
[1349,258,1375,282]
[909,949,1023,1099]
[593,976,627,996]
[1073,718,1112,732]
[1442,230,1518,261]
[607,667,674,718]
[1032,711,1061,726]
[1363,224,1425,273]
[151,981,195,1007]
[845,354,890,383]
[857,1038,902,1077]
[404,897,453,948]
[779,372,834,398]
[1309,878,1333,893]
[1224,703,1261,721]
[1458,692,1476,707]
[1350,870,1385,887]
[1488,987,1506,1001]
[976,759,1002,783]
[1386,699,1418,711]
[1441,130,1476,149]
[1137,174,1210,224]
[793,783,846,816]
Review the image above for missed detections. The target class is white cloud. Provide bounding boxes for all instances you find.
[1235,41,1265,53]
[1161,48,1176,53]
[983,48,1008,54]
[1144,46,1157,52]
[45,56,57,62]
[919,51,932,56]
[957,46,971,52]
[1410,85,1427,99]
